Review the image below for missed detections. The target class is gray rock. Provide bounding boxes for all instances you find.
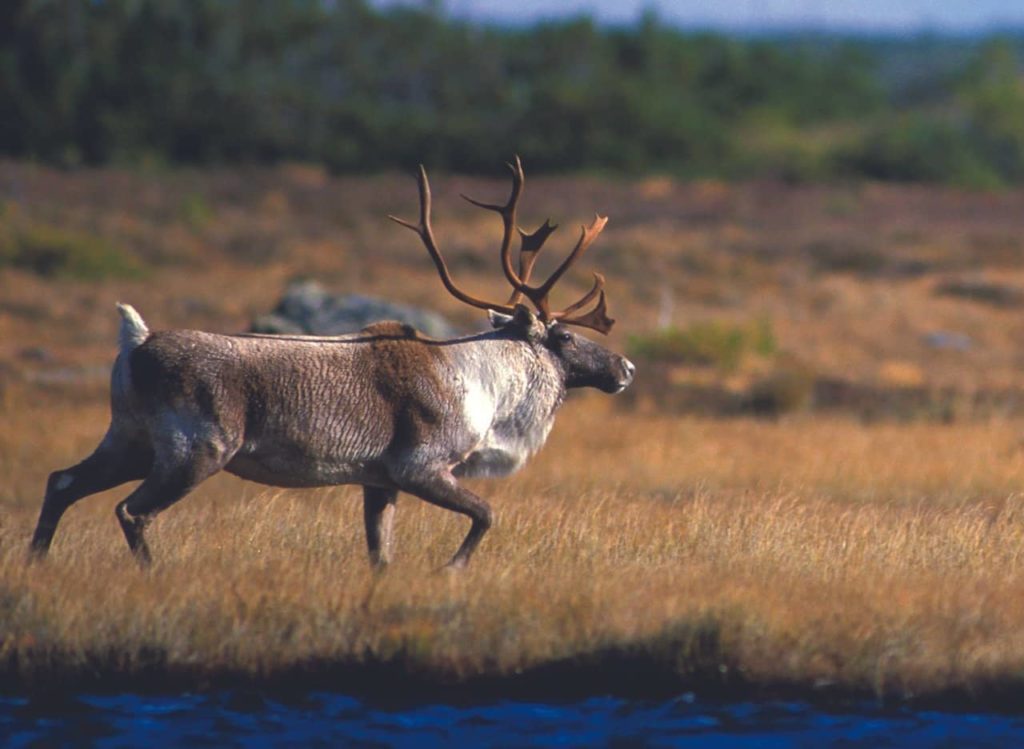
[251,280,460,339]
[923,331,972,351]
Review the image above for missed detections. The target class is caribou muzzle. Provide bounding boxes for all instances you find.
[588,354,636,394]
[609,356,636,394]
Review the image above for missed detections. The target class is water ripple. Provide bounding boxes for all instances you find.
[3,692,1024,748]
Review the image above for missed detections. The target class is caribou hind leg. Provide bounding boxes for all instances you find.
[363,486,398,569]
[29,430,151,560]
[115,440,234,567]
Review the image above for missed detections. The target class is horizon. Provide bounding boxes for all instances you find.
[379,0,1024,35]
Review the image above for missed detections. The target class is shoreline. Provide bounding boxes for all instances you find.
[6,645,1024,715]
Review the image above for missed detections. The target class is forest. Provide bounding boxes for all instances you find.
[4,0,1024,185]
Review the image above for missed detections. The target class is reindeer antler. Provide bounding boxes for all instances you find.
[389,166,517,317]
[391,158,615,334]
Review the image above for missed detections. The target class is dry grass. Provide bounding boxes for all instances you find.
[4,394,1024,702]
[4,163,1024,703]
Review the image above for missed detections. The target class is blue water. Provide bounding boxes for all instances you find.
[3,691,1024,748]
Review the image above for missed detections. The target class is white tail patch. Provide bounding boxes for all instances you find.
[116,303,149,351]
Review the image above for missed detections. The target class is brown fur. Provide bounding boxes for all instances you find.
[365,325,449,451]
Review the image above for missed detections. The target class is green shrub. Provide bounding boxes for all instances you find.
[0,225,142,280]
[748,356,817,416]
[179,192,214,230]
[935,279,1024,308]
[627,318,776,373]
[837,115,1001,188]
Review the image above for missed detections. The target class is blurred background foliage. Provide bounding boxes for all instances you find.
[2,0,1024,185]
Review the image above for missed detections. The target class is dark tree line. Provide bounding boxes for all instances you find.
[2,0,1023,184]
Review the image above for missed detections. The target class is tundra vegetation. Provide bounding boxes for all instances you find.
[6,1,1024,187]
[3,163,1024,704]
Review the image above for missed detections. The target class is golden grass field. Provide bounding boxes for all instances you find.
[3,162,1024,703]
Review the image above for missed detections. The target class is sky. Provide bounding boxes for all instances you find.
[424,0,1024,33]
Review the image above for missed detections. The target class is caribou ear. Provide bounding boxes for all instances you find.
[491,304,545,342]
[490,304,536,329]
[512,304,547,342]
[511,303,537,328]
[488,309,514,328]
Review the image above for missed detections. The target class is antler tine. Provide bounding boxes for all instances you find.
[461,155,530,292]
[511,214,608,319]
[558,288,615,334]
[389,165,516,315]
[536,214,607,296]
[554,271,605,318]
[507,219,558,305]
[550,272,615,334]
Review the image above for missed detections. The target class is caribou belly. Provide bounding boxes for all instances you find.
[454,447,523,478]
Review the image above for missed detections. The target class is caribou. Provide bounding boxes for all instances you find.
[28,158,635,569]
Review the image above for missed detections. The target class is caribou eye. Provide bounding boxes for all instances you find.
[556,330,572,343]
